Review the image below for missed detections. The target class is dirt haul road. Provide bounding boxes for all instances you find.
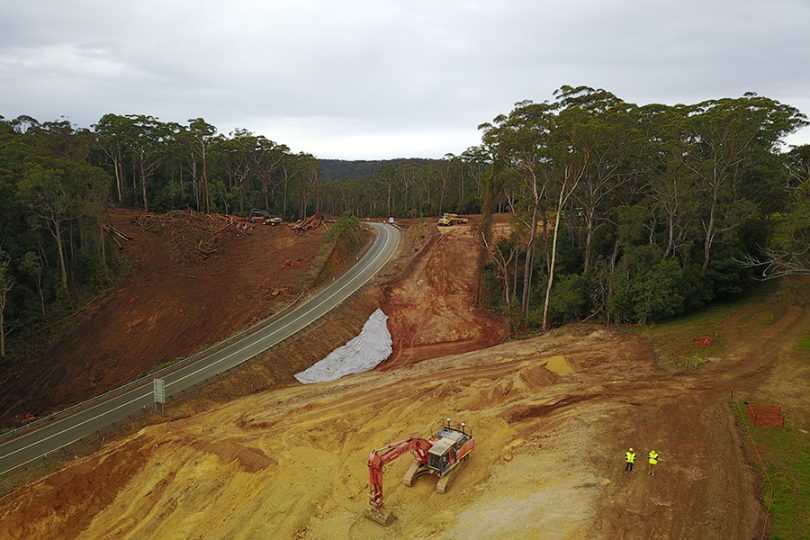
[3,274,808,540]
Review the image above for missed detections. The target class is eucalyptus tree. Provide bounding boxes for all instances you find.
[94,114,131,203]
[187,118,217,213]
[537,91,594,331]
[254,137,288,211]
[557,86,640,272]
[682,94,806,269]
[18,164,76,293]
[480,100,556,324]
[219,128,258,213]
[124,115,171,212]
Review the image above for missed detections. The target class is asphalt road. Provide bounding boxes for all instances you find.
[0,222,399,477]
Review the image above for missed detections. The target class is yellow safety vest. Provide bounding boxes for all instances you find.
[626,452,635,463]
[649,452,658,465]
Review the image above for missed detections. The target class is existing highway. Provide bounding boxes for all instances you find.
[0,222,400,477]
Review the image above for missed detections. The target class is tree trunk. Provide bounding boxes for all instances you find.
[37,275,45,318]
[520,200,539,322]
[131,160,138,205]
[202,146,211,214]
[191,155,199,211]
[53,220,68,294]
[584,209,595,273]
[703,190,717,270]
[113,156,123,203]
[542,187,566,332]
[542,163,583,332]
[139,155,149,212]
[665,213,675,258]
[264,174,270,210]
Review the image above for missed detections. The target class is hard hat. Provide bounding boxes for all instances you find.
[629,448,633,452]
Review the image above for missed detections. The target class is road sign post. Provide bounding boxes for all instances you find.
[153,378,166,414]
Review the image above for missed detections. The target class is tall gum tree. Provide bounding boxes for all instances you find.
[682,95,807,269]
[481,100,556,325]
[187,118,217,213]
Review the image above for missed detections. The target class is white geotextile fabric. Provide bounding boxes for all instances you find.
[294,308,392,384]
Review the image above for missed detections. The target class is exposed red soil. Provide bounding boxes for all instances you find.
[4,286,807,539]
[0,209,326,426]
[382,222,507,368]
[3,212,806,538]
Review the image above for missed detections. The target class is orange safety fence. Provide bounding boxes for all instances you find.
[747,404,785,428]
[734,396,776,540]
[693,335,713,347]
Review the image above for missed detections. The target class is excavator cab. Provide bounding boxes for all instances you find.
[427,428,470,476]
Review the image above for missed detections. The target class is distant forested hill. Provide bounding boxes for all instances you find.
[318,158,437,181]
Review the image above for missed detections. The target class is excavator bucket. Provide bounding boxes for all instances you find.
[364,506,395,526]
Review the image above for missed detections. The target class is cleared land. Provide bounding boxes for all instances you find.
[0,215,807,539]
[0,209,327,426]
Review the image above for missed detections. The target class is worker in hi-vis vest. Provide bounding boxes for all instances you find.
[648,450,659,476]
[625,448,636,473]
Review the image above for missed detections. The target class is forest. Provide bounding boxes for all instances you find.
[474,87,810,330]
[1,86,809,358]
[323,87,809,330]
[318,158,436,182]
[0,114,324,358]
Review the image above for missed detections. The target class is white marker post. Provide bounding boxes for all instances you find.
[153,378,166,414]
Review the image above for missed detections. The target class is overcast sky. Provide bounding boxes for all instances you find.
[1,0,809,159]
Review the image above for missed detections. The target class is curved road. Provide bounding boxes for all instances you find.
[0,222,399,476]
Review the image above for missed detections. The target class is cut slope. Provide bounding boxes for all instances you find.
[0,209,327,426]
[383,223,506,368]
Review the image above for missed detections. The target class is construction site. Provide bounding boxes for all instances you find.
[0,214,808,539]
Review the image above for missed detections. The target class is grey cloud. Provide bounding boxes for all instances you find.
[1,0,808,158]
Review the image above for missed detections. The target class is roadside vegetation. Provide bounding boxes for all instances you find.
[314,215,368,285]
[735,407,810,540]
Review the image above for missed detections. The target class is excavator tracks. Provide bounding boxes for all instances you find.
[435,458,466,494]
[403,462,430,487]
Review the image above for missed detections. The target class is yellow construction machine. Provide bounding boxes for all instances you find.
[437,213,468,227]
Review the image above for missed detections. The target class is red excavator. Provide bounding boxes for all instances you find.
[365,419,476,525]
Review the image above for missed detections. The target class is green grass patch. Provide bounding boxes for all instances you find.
[797,332,810,353]
[761,304,788,326]
[734,405,810,539]
[620,282,779,368]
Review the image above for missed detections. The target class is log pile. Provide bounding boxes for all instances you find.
[292,214,326,234]
[103,223,132,248]
[134,210,255,262]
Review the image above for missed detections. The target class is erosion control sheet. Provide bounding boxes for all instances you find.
[294,309,392,383]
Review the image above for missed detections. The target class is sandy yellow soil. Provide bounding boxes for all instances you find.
[4,278,809,539]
